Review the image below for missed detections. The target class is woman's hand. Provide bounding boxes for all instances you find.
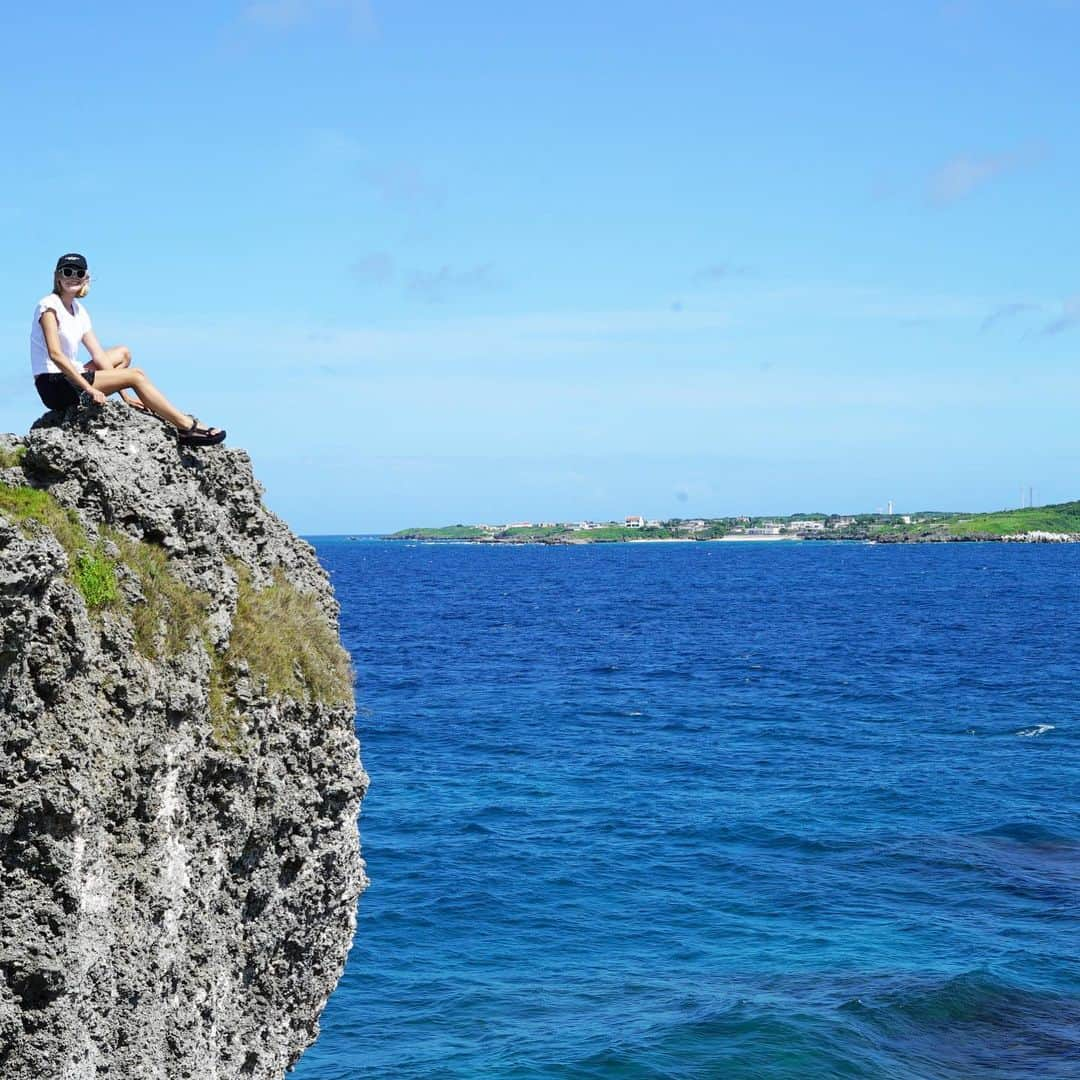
[88,388,107,406]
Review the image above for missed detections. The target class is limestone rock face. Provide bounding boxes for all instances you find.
[0,404,367,1079]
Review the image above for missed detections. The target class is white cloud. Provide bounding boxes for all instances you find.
[980,301,1040,333]
[405,264,502,303]
[350,252,395,284]
[356,162,445,208]
[103,281,996,382]
[309,129,445,209]
[1041,294,1080,336]
[926,144,1044,206]
[693,262,751,282]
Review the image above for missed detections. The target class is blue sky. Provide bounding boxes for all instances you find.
[2,1,1079,532]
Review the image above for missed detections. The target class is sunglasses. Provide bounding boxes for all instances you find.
[60,267,87,279]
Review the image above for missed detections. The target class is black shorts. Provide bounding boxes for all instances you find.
[34,370,94,411]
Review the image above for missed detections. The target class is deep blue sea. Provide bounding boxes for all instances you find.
[293,539,1079,1079]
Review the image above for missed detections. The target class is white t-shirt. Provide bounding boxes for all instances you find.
[30,294,92,376]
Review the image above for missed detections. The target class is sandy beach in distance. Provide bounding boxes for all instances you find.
[711,535,801,542]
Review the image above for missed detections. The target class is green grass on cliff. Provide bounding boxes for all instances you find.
[208,564,353,748]
[0,445,27,469]
[947,501,1080,537]
[495,525,567,540]
[0,485,118,609]
[73,551,119,607]
[0,485,86,554]
[0,480,351,751]
[0,484,212,634]
[575,526,677,541]
[228,565,353,705]
[207,663,243,749]
[105,529,210,658]
[389,525,490,539]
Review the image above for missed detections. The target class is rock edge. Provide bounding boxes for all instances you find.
[0,403,367,1079]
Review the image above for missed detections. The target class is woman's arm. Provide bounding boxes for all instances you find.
[40,311,106,405]
[82,328,108,369]
[82,328,140,405]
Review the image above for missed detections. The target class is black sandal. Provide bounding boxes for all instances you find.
[178,417,226,446]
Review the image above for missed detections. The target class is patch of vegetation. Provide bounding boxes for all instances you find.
[388,504,1080,545]
[947,501,1080,537]
[0,445,27,469]
[103,529,211,658]
[114,553,352,747]
[575,525,677,541]
[0,485,121,609]
[0,482,350,750]
[0,484,87,554]
[388,525,490,539]
[208,660,245,751]
[73,550,119,608]
[227,564,353,706]
[494,525,567,540]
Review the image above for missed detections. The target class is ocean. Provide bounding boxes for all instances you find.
[292,538,1079,1079]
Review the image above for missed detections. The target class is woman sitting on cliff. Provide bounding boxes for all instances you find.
[30,253,226,447]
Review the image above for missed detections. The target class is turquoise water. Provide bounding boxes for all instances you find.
[294,539,1079,1078]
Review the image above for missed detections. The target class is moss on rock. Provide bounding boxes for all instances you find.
[0,485,116,610]
[0,444,27,469]
[206,564,354,746]
[73,550,119,608]
[230,564,353,705]
[105,529,210,659]
[0,486,350,746]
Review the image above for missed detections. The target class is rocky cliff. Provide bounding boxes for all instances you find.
[0,402,367,1079]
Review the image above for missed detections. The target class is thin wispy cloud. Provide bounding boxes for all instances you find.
[1041,294,1080,336]
[693,262,751,282]
[350,252,395,284]
[926,145,1043,206]
[243,0,377,36]
[310,130,445,209]
[349,256,503,300]
[980,301,1040,333]
[406,264,503,304]
[357,162,445,208]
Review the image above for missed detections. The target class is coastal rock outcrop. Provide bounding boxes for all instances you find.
[0,403,367,1079]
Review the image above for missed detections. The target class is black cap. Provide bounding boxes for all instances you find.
[55,253,88,272]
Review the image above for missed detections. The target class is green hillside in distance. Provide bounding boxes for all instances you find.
[387,523,681,542]
[388,525,490,539]
[947,500,1080,537]
[386,502,1080,544]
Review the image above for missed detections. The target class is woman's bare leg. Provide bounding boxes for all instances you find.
[91,346,142,407]
[98,345,132,370]
[91,368,195,431]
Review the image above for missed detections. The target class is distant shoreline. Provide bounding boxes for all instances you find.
[383,505,1080,545]
[379,533,1079,546]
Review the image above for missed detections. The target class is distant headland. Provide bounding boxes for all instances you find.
[387,503,1080,544]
